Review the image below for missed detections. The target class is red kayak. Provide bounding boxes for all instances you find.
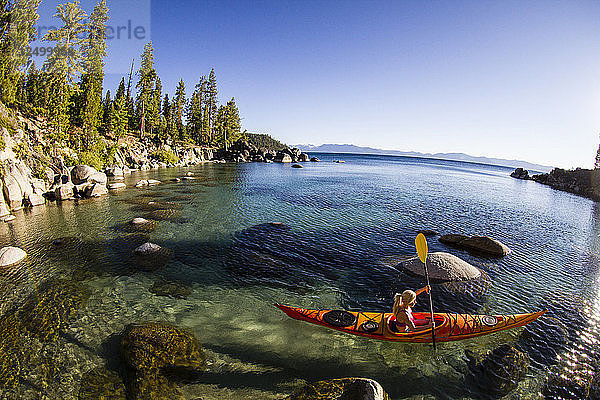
[275,303,546,343]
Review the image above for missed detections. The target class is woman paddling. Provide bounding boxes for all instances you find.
[392,286,432,332]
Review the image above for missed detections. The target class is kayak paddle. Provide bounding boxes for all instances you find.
[415,233,436,353]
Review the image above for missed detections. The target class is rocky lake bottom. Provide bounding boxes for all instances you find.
[0,153,599,399]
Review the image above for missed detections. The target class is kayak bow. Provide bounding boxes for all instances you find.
[275,303,546,343]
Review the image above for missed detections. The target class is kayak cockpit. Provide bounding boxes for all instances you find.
[386,314,446,336]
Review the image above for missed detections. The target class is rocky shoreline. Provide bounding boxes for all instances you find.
[510,167,600,202]
[0,100,314,220]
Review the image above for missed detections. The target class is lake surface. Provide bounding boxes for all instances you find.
[0,153,598,399]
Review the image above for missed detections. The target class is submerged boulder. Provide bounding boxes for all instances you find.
[149,279,192,299]
[78,367,127,400]
[18,279,89,342]
[287,377,390,400]
[439,234,469,245]
[121,323,207,374]
[439,234,511,257]
[466,344,529,398]
[396,252,482,282]
[460,236,511,257]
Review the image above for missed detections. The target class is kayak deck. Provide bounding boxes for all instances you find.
[275,303,546,343]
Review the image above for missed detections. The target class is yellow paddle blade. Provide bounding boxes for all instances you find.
[415,233,428,263]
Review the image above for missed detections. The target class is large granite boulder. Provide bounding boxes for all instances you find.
[55,182,75,200]
[85,183,108,198]
[121,323,207,374]
[275,153,293,163]
[396,252,482,282]
[106,166,124,177]
[439,234,511,257]
[287,378,390,400]
[298,153,310,162]
[88,172,107,185]
[2,174,24,210]
[71,165,98,185]
[0,246,26,267]
[27,193,45,206]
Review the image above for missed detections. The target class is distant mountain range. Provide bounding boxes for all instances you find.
[294,144,553,173]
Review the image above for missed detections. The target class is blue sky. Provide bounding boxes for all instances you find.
[39,1,600,168]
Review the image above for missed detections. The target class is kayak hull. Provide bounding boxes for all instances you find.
[275,303,546,343]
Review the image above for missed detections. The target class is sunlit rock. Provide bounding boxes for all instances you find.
[439,234,511,257]
[0,246,26,267]
[134,242,162,255]
[108,182,126,190]
[70,165,97,185]
[396,252,482,281]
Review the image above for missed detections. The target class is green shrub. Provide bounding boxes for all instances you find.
[78,150,104,170]
[0,114,15,137]
[151,148,179,164]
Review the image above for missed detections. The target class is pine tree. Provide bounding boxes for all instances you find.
[135,42,156,137]
[215,97,242,148]
[194,75,206,143]
[595,142,600,170]
[43,1,87,138]
[174,78,186,141]
[0,0,41,105]
[186,89,202,143]
[110,93,127,139]
[161,93,172,141]
[79,0,108,150]
[115,77,125,99]
[147,77,161,135]
[206,68,217,144]
[100,89,110,133]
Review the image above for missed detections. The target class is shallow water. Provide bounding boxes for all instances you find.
[0,153,598,399]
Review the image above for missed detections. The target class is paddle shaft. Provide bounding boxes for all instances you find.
[423,259,436,352]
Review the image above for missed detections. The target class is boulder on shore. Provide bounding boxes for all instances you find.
[275,153,292,163]
[0,246,27,267]
[71,165,98,185]
[396,252,482,282]
[55,182,75,200]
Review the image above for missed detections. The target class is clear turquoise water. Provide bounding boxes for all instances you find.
[1,153,599,399]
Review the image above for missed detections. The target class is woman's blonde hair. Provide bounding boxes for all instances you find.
[393,290,416,315]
